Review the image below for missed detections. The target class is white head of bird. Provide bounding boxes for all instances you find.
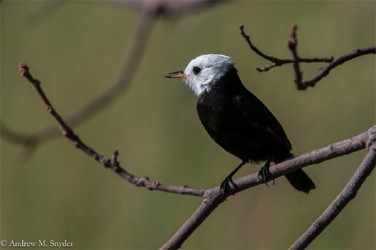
[165,54,235,96]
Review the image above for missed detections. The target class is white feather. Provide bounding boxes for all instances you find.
[182,54,234,96]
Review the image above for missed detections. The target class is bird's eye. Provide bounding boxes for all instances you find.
[192,66,201,75]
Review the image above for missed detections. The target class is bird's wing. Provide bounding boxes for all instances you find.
[234,89,292,151]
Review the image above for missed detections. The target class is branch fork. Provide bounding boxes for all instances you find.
[240,24,376,90]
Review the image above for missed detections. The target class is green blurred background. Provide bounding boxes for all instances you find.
[1,1,375,249]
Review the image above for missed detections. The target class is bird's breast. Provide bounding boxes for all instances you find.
[197,91,234,129]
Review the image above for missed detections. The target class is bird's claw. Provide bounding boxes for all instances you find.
[220,176,238,195]
[258,165,275,187]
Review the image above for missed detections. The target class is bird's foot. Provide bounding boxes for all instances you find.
[220,160,247,195]
[258,161,275,187]
[220,176,238,195]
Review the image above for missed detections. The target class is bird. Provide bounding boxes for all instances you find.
[165,54,315,193]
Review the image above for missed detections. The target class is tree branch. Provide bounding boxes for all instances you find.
[1,8,158,155]
[287,25,304,90]
[239,24,333,71]
[240,24,376,90]
[289,126,376,249]
[18,62,205,197]
[302,46,376,88]
[1,0,222,157]
[161,125,374,249]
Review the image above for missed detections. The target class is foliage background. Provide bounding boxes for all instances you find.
[1,1,375,249]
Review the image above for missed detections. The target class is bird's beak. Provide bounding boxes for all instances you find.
[164,70,187,79]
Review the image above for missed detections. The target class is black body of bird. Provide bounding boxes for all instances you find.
[165,54,315,193]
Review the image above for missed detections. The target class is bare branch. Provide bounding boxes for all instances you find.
[161,125,374,249]
[287,24,304,90]
[18,62,204,197]
[289,127,376,249]
[1,0,223,156]
[302,47,376,88]
[1,9,157,154]
[239,24,333,72]
[240,24,376,90]
[161,188,225,249]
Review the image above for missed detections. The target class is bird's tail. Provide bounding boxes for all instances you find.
[285,169,315,193]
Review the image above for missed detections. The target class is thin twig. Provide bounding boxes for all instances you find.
[289,127,376,249]
[240,24,290,69]
[240,24,376,89]
[302,46,376,88]
[239,24,332,72]
[18,62,204,197]
[287,25,304,90]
